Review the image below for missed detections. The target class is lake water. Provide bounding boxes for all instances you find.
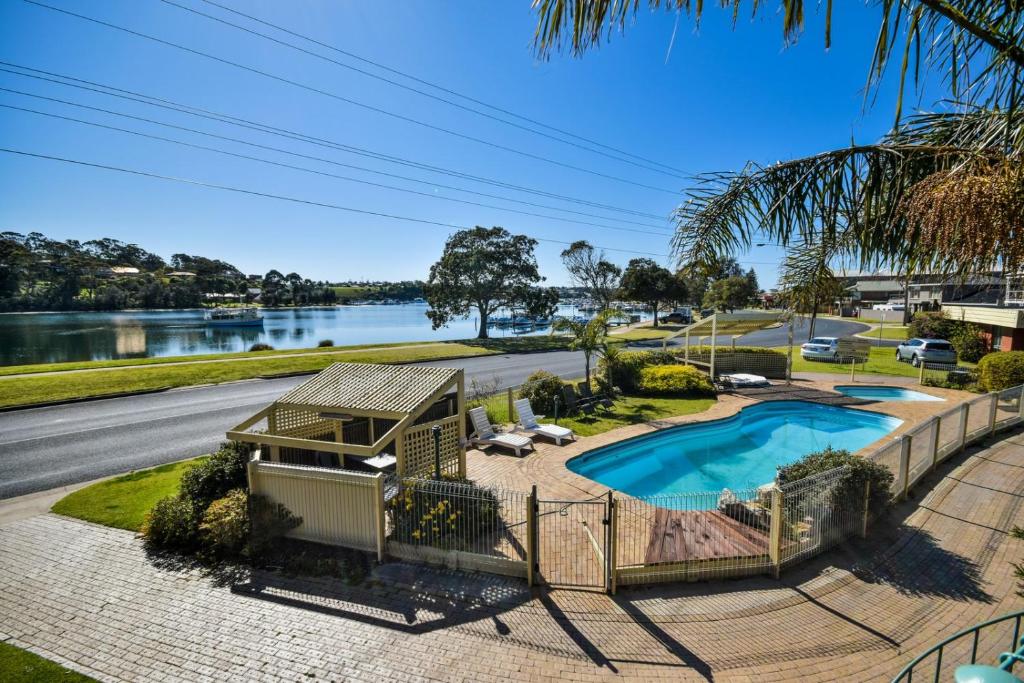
[0,304,643,366]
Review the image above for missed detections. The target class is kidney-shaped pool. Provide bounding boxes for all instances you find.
[567,400,903,498]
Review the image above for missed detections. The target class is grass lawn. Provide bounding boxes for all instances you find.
[774,344,976,377]
[474,391,715,437]
[863,325,910,340]
[51,457,203,531]
[0,641,97,682]
[0,337,581,409]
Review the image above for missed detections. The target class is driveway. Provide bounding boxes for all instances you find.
[2,427,1021,681]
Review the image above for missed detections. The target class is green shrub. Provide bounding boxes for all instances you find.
[600,350,676,392]
[517,370,564,415]
[179,441,251,510]
[909,311,954,340]
[142,495,202,551]
[638,364,714,396]
[318,339,334,347]
[248,494,303,557]
[777,446,894,519]
[249,343,274,352]
[199,489,250,558]
[387,475,500,551]
[978,351,1024,391]
[949,323,989,363]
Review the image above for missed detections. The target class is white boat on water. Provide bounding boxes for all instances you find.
[204,307,264,327]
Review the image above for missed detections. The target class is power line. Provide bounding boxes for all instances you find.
[0,62,670,221]
[157,0,688,180]
[0,97,673,238]
[193,0,690,178]
[23,0,680,195]
[0,147,674,258]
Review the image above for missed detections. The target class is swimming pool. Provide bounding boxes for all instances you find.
[567,400,902,498]
[834,385,944,402]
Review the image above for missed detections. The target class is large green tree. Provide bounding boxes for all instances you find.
[702,275,756,313]
[425,226,542,339]
[532,1,1023,284]
[618,258,683,327]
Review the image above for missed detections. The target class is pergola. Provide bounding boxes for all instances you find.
[660,311,792,381]
[228,362,466,478]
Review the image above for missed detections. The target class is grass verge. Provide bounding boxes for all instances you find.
[0,342,507,409]
[0,642,97,682]
[51,458,204,531]
[475,391,715,438]
[0,335,575,377]
[774,345,976,377]
[860,325,910,341]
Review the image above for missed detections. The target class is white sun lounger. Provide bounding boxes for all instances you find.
[513,399,575,446]
[468,406,535,456]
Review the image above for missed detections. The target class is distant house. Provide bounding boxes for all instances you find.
[943,274,1024,352]
[907,275,1003,313]
[97,265,141,277]
[167,271,196,279]
[846,279,905,307]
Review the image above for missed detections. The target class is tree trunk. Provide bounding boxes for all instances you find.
[584,352,591,389]
[477,307,489,339]
[651,300,659,328]
[808,293,819,341]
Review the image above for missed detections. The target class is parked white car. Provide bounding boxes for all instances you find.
[800,337,840,361]
[895,338,958,366]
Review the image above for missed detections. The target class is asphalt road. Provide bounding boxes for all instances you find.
[0,317,871,500]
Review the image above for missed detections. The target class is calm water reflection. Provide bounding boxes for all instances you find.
[0,304,622,366]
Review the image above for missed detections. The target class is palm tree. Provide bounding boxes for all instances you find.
[552,308,624,389]
[532,1,1023,280]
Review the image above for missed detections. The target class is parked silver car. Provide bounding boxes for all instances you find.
[800,337,840,361]
[895,338,958,366]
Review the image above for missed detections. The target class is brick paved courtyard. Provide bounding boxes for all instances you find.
[1,426,1022,681]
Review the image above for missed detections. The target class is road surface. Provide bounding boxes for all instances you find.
[0,317,870,499]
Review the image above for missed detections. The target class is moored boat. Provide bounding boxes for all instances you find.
[204,307,264,327]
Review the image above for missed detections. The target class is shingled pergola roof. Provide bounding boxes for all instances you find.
[276,363,460,416]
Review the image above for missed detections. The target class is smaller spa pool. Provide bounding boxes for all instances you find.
[834,385,944,402]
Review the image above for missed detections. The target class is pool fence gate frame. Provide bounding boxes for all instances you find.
[246,383,1023,593]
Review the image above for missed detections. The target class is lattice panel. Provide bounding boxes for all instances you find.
[273,406,336,442]
[403,415,461,477]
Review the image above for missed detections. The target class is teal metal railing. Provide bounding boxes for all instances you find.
[892,610,1024,682]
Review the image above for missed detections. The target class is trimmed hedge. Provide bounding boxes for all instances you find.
[778,446,894,520]
[638,365,715,396]
[978,351,1024,391]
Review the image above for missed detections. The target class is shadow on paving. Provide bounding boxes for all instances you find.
[136,427,1019,678]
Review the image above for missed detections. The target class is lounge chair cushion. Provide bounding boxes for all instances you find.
[722,373,771,388]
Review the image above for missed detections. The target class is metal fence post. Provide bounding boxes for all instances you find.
[526,484,537,588]
[899,434,912,500]
[860,479,871,538]
[609,496,618,595]
[989,393,999,435]
[769,487,783,579]
[374,473,386,563]
[507,387,514,423]
[604,490,615,594]
[959,402,971,452]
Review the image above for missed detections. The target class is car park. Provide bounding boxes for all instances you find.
[895,338,958,366]
[800,336,840,360]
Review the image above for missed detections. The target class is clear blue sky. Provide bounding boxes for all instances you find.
[0,1,912,287]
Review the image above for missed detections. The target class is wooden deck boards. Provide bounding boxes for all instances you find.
[643,508,770,564]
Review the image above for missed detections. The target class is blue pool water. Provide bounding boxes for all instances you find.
[834,385,944,402]
[567,401,903,498]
